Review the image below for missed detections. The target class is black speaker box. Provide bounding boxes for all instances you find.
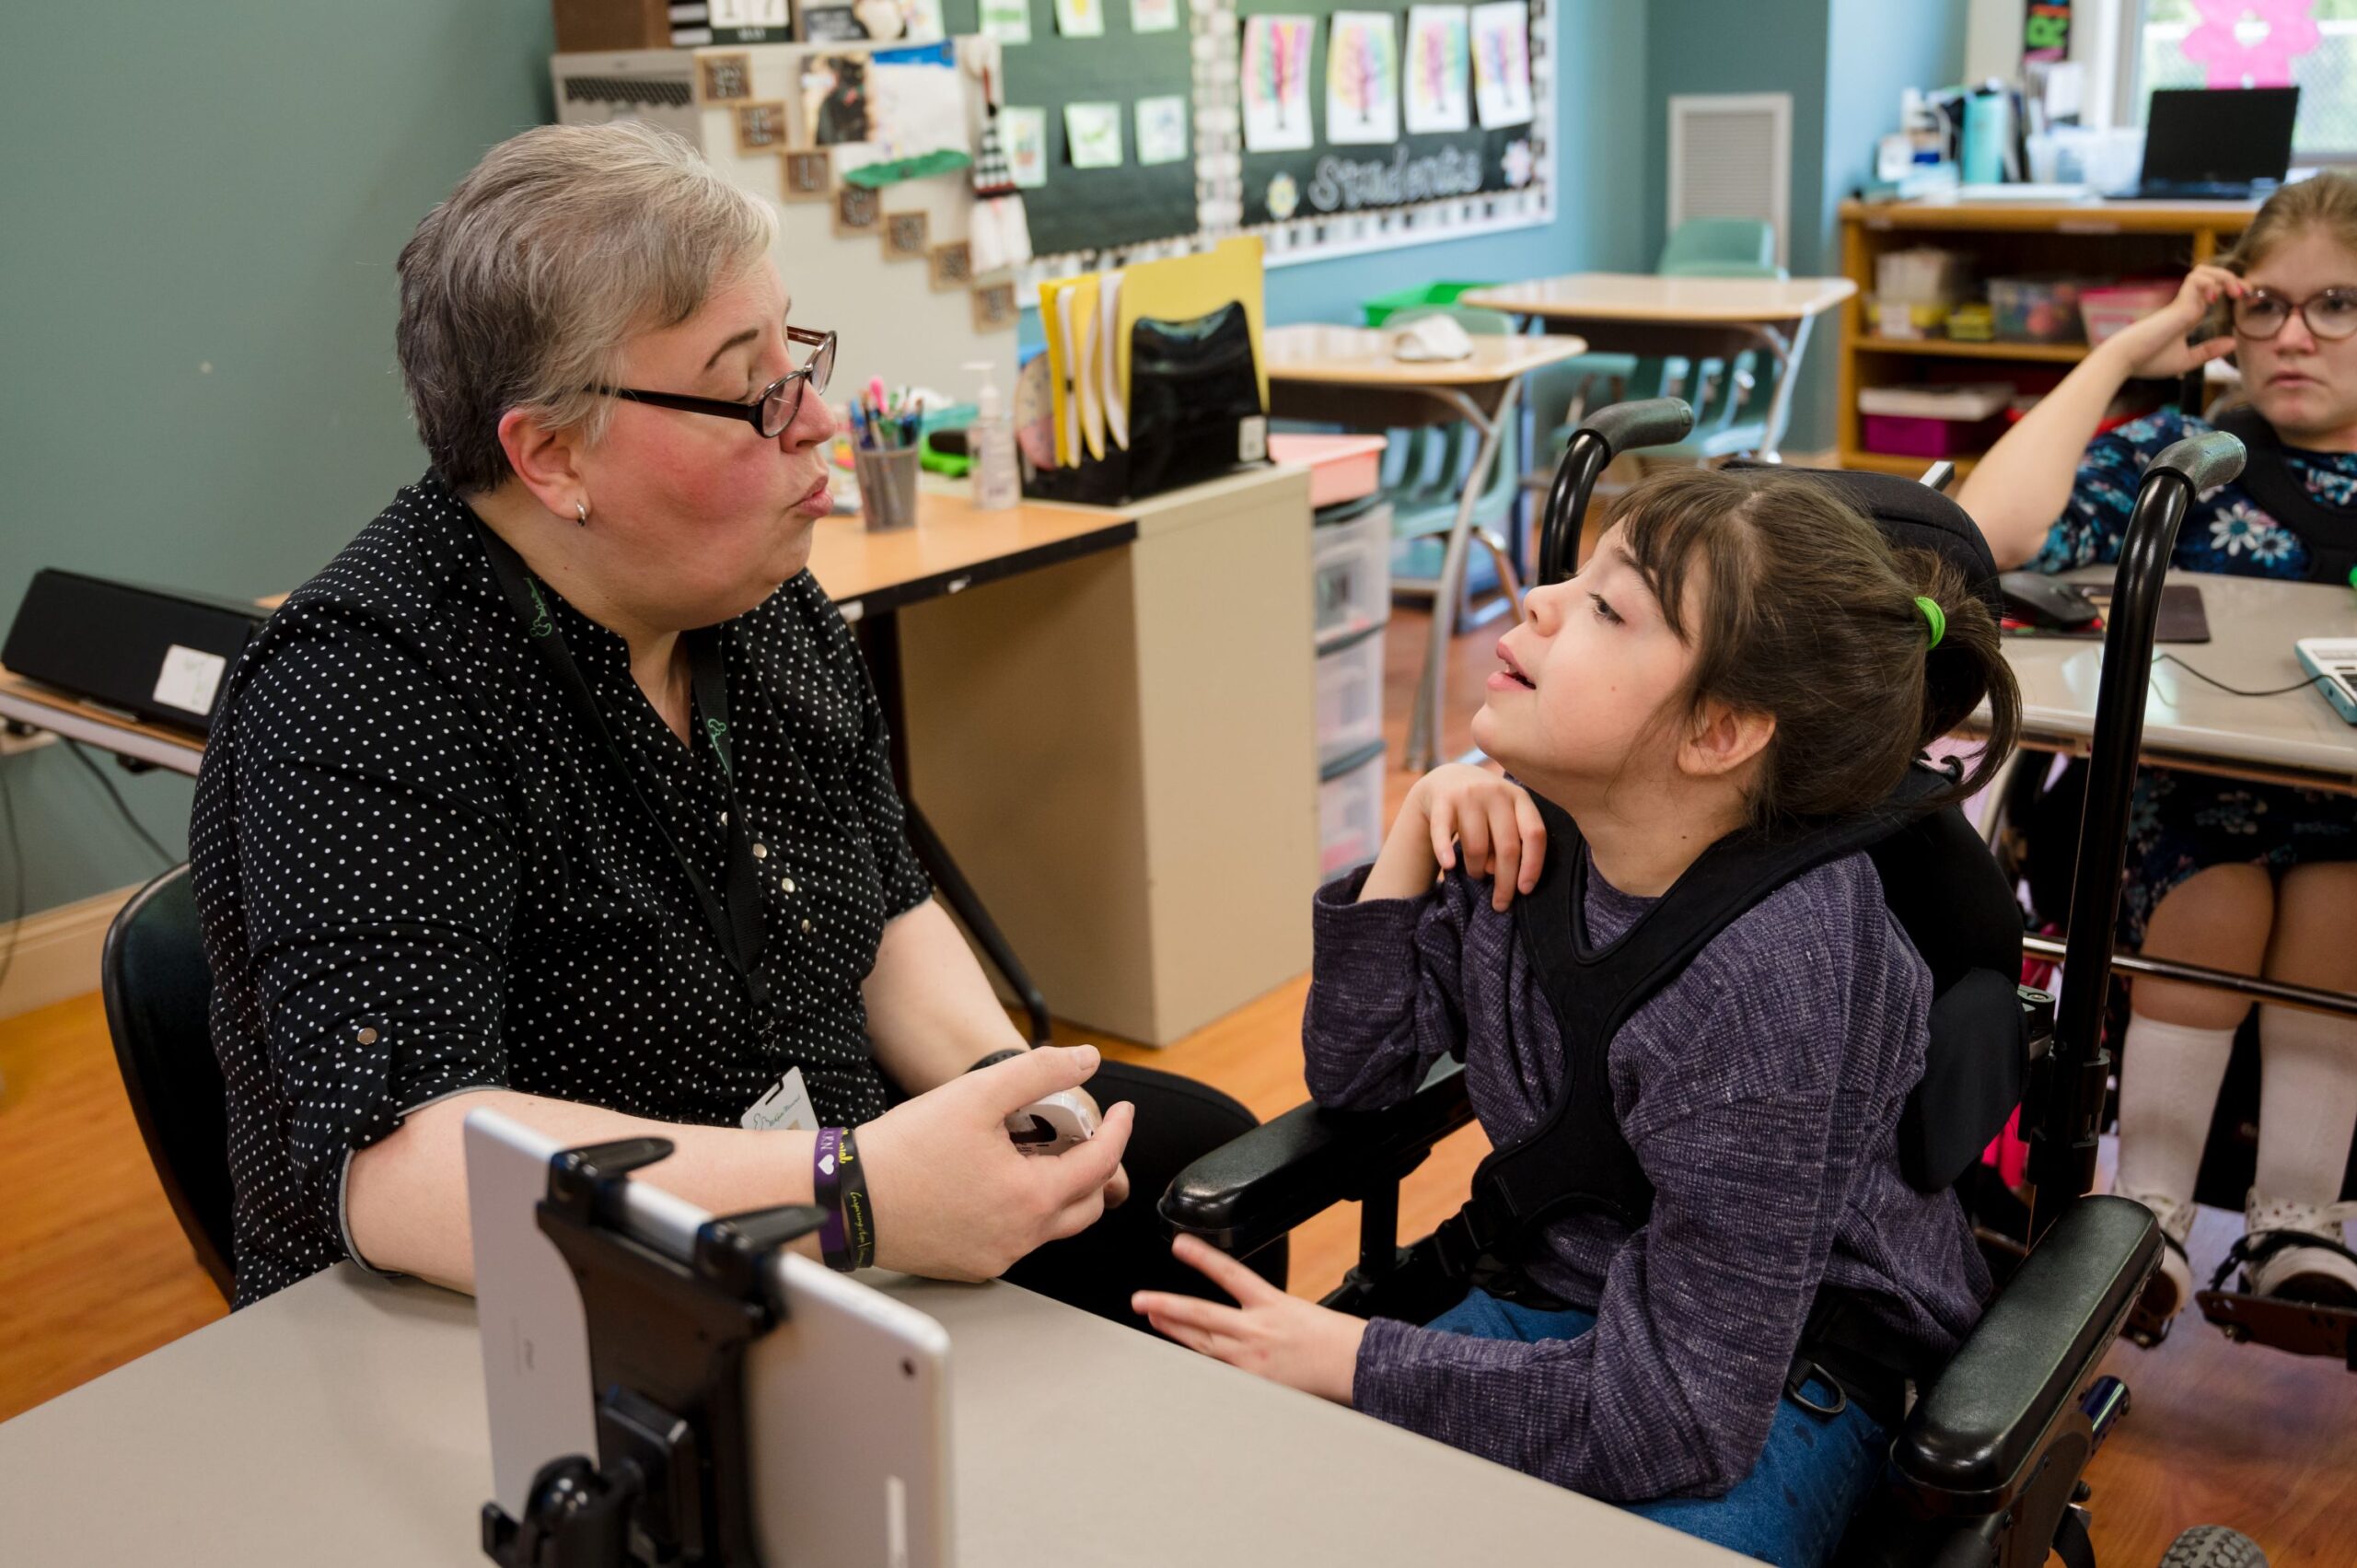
[4,569,269,735]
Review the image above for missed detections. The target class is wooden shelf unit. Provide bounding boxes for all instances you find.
[1836,197,2256,475]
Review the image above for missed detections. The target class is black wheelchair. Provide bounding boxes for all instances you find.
[1158,400,2257,1567]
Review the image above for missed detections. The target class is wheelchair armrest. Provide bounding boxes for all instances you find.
[1893,1193,2161,1512]
[1158,1059,1474,1260]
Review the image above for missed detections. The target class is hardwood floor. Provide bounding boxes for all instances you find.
[2,598,2351,1564]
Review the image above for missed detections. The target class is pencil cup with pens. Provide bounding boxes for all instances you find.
[850,378,923,531]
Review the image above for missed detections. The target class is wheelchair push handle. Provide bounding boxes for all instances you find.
[2147,429,2247,496]
[1538,397,1694,587]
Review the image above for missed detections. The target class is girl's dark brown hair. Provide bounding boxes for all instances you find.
[1603,466,2022,826]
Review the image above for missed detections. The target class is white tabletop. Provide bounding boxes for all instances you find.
[1997,570,2357,790]
[0,1266,1740,1566]
[1458,273,1857,325]
[1262,322,1590,389]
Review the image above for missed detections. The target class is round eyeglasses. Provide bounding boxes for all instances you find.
[2230,288,2357,343]
[594,325,837,437]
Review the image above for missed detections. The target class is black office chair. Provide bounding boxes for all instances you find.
[100,862,235,1300]
[1161,404,2250,1566]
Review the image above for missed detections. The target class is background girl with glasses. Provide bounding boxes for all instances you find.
[1960,172,2357,1341]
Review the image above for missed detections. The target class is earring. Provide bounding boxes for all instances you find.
[574,499,589,528]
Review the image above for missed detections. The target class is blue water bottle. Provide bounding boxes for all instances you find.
[1961,85,2007,184]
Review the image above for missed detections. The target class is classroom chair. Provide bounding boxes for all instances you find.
[1160,404,2264,1566]
[101,862,235,1300]
[1380,304,1527,621]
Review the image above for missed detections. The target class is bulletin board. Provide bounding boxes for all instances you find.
[938,0,1553,284]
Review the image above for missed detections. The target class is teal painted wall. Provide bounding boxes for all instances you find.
[1,4,557,916]
[1642,0,1967,451]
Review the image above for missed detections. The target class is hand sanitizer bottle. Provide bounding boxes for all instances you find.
[968,360,1019,512]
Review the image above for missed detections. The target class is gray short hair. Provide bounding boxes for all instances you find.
[396,121,779,494]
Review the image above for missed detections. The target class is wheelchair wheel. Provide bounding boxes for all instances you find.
[2157,1524,2269,1568]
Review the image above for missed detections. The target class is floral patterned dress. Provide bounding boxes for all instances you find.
[2034,407,2357,947]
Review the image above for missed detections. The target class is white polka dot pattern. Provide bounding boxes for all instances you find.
[190,473,930,1307]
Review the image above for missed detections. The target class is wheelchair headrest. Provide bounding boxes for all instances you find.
[1727,463,2005,627]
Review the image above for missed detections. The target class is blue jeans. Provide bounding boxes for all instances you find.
[1422,1289,1889,1568]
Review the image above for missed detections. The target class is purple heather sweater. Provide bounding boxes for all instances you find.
[1306,849,1989,1504]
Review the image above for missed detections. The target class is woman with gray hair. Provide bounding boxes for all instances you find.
[189,121,1275,1316]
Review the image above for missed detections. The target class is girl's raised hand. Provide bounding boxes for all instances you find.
[1409,762,1548,912]
[2112,263,2245,381]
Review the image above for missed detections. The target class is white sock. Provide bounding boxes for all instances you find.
[2254,1004,2357,1209]
[2114,1015,2239,1215]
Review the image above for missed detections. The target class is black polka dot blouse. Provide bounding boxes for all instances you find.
[190,473,931,1307]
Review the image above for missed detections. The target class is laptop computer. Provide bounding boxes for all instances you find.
[2114,87,2300,201]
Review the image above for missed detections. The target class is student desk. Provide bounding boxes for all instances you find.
[1262,323,1591,773]
[1459,273,1858,464]
[0,1265,1742,1567]
[1991,569,2357,1019]
[1997,569,2357,796]
[0,466,1318,1049]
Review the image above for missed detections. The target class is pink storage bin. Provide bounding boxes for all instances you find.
[1269,433,1390,507]
[2078,281,2179,347]
[1862,413,2004,458]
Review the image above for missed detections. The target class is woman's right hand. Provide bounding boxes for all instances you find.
[857,1044,1134,1282]
[2107,264,2246,381]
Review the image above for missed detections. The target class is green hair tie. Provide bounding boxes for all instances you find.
[1914,596,1946,651]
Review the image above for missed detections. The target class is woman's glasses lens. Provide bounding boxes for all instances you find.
[805,334,835,396]
[761,380,797,438]
[2233,292,2357,342]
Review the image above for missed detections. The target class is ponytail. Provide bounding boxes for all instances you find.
[1901,549,2022,811]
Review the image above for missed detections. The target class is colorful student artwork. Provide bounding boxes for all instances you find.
[2180,0,2319,89]
[1054,0,1107,38]
[1001,106,1051,187]
[1404,5,1471,134]
[979,0,1033,43]
[1136,94,1190,165]
[1469,1,1532,129]
[1326,12,1400,145]
[1242,14,1317,153]
[1130,0,1180,32]
[1065,101,1126,168]
[800,0,946,41]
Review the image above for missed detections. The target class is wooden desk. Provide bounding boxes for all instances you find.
[1459,273,1857,463]
[1835,197,2258,481]
[1263,323,1590,773]
[1996,569,2357,795]
[0,1265,1741,1567]
[807,489,1138,618]
[0,665,210,776]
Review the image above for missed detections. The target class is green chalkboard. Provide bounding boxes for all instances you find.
[1232,0,1536,228]
[940,0,1200,259]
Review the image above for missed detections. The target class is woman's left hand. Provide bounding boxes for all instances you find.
[1132,1235,1366,1404]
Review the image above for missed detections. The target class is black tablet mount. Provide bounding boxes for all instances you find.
[481,1137,826,1568]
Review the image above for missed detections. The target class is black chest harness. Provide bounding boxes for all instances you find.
[2212,405,2357,587]
[1429,764,2029,1426]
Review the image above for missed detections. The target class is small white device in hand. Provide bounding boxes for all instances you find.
[1004,1088,1100,1156]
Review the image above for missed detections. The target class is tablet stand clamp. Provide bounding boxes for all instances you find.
[481,1137,827,1568]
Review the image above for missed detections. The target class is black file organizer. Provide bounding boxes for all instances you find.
[1022,299,1271,506]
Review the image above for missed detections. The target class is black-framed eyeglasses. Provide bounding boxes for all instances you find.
[2230,288,2357,343]
[594,325,837,438]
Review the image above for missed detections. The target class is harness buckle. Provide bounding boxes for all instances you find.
[1784,1354,1849,1421]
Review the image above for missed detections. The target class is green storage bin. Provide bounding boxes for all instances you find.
[1360,282,1498,328]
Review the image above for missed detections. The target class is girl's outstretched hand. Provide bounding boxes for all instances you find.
[1133,1235,1368,1405]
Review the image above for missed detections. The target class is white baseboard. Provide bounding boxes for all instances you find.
[0,884,139,1021]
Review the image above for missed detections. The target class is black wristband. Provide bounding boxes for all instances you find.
[965,1047,1028,1074]
[813,1126,876,1272]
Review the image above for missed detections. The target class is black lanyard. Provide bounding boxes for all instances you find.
[480,527,780,1041]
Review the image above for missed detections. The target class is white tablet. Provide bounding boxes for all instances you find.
[463,1107,954,1567]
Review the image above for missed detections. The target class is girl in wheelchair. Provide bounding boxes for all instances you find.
[1135,466,2023,1566]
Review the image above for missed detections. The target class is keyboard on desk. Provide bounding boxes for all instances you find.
[2112,180,2272,203]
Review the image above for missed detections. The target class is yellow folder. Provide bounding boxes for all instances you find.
[1038,275,1079,468]
[1071,273,1106,461]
